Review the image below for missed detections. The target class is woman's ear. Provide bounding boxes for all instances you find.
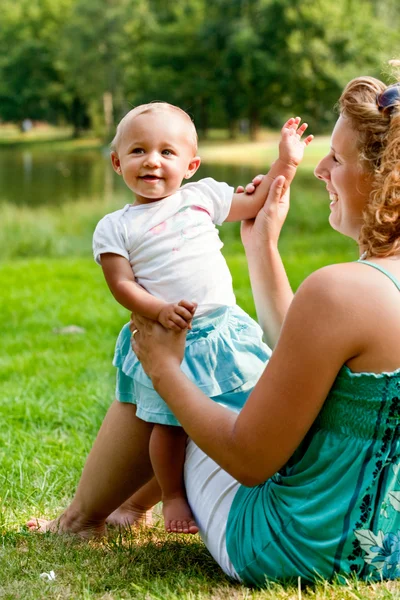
[184,156,201,180]
[111,151,122,174]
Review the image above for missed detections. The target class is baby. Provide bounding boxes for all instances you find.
[92,102,312,533]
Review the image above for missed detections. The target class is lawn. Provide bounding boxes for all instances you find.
[1,136,398,598]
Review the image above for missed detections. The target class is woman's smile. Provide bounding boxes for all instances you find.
[329,192,338,208]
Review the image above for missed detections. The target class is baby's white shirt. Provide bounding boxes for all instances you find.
[93,178,236,316]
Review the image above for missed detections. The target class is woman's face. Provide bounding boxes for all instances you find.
[314,115,373,241]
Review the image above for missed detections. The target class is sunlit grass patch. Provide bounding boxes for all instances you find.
[199,133,330,172]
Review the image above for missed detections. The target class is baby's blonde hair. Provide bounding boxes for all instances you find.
[111,102,198,154]
[339,64,400,257]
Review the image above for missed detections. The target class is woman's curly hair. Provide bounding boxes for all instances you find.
[339,65,400,257]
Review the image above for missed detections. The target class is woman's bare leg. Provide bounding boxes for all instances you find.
[106,476,161,527]
[27,401,154,537]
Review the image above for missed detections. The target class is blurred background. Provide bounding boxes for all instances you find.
[0,0,399,261]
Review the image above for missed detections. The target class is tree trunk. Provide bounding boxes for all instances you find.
[249,108,259,141]
[229,119,238,140]
[103,91,114,139]
[197,98,209,140]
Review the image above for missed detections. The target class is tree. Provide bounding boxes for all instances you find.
[0,0,75,124]
[58,0,152,139]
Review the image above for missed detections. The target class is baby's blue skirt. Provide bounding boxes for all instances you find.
[113,305,271,426]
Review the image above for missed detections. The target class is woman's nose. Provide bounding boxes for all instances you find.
[314,157,329,181]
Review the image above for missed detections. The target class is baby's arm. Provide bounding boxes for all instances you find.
[226,117,313,222]
[101,253,196,331]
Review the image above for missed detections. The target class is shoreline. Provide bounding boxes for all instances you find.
[0,129,330,169]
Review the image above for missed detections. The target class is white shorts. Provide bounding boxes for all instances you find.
[184,439,242,581]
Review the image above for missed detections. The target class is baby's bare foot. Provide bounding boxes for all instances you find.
[26,509,106,538]
[162,496,199,535]
[106,501,154,528]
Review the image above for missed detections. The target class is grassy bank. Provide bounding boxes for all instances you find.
[199,134,330,172]
[0,123,100,151]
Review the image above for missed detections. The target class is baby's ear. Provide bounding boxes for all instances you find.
[184,156,201,180]
[111,151,122,174]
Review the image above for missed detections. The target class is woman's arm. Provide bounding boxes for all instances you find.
[131,266,363,486]
[242,177,294,347]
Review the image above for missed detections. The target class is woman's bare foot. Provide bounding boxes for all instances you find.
[106,500,154,528]
[26,508,106,538]
[162,496,199,534]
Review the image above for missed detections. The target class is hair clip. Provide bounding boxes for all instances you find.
[376,83,400,116]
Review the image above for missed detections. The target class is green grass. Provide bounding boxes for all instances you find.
[1,136,397,597]
[1,255,399,598]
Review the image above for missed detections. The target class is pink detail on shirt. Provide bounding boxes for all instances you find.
[150,221,167,235]
[191,205,211,216]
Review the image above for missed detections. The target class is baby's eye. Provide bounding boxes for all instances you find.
[132,148,144,154]
[162,149,174,156]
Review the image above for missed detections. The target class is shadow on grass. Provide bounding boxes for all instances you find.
[2,527,399,598]
[1,525,243,599]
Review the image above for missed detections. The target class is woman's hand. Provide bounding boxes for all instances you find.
[241,176,289,252]
[129,313,188,380]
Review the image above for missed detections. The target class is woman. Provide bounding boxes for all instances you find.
[30,72,400,584]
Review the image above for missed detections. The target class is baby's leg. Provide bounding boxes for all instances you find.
[150,424,198,534]
[106,476,161,527]
[27,401,154,537]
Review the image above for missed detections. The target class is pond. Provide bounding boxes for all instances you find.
[0,144,354,283]
[0,146,283,207]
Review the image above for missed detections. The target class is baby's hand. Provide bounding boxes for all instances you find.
[279,117,313,167]
[158,300,197,331]
[235,174,264,195]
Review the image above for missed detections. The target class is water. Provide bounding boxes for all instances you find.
[0,146,269,207]
[0,144,353,280]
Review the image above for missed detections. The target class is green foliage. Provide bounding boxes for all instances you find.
[0,0,399,137]
[0,0,75,123]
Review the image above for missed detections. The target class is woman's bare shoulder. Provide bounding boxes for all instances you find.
[296,261,371,300]
[291,261,394,328]
[298,261,389,297]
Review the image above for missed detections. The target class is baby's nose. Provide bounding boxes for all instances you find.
[145,152,161,166]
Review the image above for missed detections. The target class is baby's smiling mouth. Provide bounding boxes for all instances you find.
[140,175,161,181]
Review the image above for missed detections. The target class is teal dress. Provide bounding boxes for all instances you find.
[226,261,400,585]
[113,305,271,426]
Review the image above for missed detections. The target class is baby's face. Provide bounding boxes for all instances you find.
[112,110,200,204]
